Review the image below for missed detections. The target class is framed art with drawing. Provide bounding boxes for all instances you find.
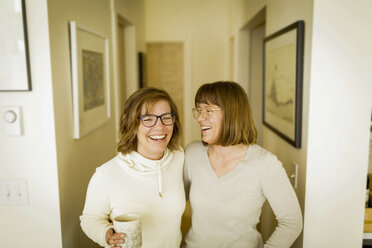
[69,21,110,139]
[263,20,304,148]
[0,0,32,91]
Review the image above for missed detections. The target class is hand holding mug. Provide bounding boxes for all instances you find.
[113,214,142,248]
[106,228,125,247]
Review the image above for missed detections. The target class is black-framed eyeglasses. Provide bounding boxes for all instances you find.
[138,113,176,127]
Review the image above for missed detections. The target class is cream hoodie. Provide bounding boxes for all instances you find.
[80,148,185,248]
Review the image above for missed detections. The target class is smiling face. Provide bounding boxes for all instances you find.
[136,100,174,160]
[197,103,223,145]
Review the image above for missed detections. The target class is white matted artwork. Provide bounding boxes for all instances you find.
[69,21,110,139]
[0,0,32,91]
[263,21,304,148]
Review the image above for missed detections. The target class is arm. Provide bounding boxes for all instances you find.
[261,159,303,248]
[80,169,114,247]
[184,142,200,200]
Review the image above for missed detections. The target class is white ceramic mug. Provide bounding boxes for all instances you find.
[113,214,142,248]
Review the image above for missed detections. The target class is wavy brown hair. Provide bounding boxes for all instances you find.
[195,81,257,146]
[116,87,181,154]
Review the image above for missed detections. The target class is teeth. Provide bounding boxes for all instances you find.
[149,135,166,140]
[201,127,211,130]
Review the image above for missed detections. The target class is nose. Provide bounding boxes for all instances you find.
[197,112,206,122]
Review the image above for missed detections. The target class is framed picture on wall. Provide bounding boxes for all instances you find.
[0,0,32,91]
[69,21,110,139]
[263,20,305,148]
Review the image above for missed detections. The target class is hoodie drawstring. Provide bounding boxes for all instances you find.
[122,149,172,198]
[157,162,163,198]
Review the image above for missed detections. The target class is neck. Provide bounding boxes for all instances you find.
[137,150,164,160]
[208,143,248,159]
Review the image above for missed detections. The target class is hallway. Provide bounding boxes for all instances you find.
[0,0,371,247]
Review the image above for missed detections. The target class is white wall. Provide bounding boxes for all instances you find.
[145,0,231,146]
[303,0,372,247]
[0,0,63,247]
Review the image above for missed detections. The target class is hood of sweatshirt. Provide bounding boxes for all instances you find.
[118,148,173,198]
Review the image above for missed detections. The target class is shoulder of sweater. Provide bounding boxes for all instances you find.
[249,144,277,159]
[177,145,184,152]
[95,154,122,173]
[172,146,185,157]
[165,148,185,165]
[185,140,205,155]
[244,144,281,168]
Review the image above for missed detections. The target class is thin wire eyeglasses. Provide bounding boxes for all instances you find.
[192,107,221,119]
[138,113,176,127]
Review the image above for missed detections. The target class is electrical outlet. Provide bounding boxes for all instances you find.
[0,179,29,206]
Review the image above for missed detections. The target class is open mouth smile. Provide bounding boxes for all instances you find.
[201,126,211,131]
[149,135,166,141]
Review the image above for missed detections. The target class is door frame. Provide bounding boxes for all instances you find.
[111,13,137,136]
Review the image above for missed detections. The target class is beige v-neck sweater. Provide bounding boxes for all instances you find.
[183,141,302,248]
[80,148,185,248]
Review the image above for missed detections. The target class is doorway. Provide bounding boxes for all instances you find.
[114,15,137,134]
[249,23,265,146]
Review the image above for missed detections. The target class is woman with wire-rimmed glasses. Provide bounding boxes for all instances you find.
[183,81,302,248]
[81,87,185,248]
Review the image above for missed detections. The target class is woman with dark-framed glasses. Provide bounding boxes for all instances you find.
[80,87,185,248]
[183,81,302,248]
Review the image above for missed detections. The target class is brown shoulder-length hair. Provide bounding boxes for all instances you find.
[195,81,257,146]
[116,87,181,155]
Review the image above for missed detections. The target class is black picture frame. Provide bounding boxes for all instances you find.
[0,0,32,91]
[263,20,304,148]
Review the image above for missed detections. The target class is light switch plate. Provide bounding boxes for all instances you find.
[0,179,29,206]
[289,162,299,189]
[0,106,22,136]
